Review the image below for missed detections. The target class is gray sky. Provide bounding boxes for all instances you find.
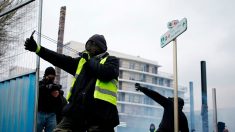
[41,0,235,111]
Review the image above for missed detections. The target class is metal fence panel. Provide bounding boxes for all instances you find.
[0,0,38,81]
[0,72,36,132]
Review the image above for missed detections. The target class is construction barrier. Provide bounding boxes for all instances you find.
[0,72,36,132]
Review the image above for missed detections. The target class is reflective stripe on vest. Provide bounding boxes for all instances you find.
[94,57,118,106]
[94,78,118,106]
[66,58,87,100]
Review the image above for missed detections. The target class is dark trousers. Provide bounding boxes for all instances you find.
[53,116,115,132]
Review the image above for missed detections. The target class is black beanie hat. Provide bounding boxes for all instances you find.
[86,34,107,52]
[44,67,56,76]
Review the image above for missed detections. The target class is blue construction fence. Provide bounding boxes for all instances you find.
[0,72,36,132]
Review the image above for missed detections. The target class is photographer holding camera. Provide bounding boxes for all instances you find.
[37,67,67,132]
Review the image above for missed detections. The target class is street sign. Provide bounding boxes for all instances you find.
[167,20,179,29]
[160,18,187,48]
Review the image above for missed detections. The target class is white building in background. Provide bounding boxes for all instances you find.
[60,41,189,132]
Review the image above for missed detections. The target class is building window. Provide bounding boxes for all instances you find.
[125,94,129,102]
[159,78,163,86]
[119,60,123,67]
[133,95,140,103]
[144,96,154,105]
[119,82,122,90]
[152,66,158,74]
[118,92,125,101]
[129,94,134,102]
[140,74,146,82]
[119,70,123,78]
[129,62,135,69]
[166,79,171,87]
[142,64,149,72]
[129,73,135,80]
[152,77,158,84]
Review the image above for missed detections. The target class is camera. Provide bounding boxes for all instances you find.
[46,83,62,91]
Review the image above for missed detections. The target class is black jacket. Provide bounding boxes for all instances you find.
[140,88,189,132]
[38,79,65,113]
[37,46,120,127]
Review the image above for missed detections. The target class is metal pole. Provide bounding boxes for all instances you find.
[212,88,218,132]
[190,82,195,132]
[34,0,43,131]
[173,39,179,132]
[201,61,209,132]
[55,6,66,84]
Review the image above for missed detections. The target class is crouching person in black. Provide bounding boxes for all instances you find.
[37,67,67,132]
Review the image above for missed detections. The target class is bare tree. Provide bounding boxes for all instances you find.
[0,1,14,56]
[0,0,27,64]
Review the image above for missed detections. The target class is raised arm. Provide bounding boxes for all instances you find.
[37,46,80,76]
[135,83,169,107]
[24,35,80,75]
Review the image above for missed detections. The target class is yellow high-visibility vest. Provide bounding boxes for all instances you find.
[66,56,118,106]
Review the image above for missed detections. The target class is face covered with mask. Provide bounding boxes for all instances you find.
[85,34,107,57]
[85,41,104,57]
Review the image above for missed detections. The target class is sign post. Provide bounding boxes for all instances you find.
[160,18,187,132]
[173,38,179,132]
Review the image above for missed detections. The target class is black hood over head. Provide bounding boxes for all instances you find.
[44,67,56,76]
[168,97,184,109]
[86,34,107,53]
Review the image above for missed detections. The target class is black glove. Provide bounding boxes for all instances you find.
[135,83,143,91]
[24,36,37,52]
[80,52,89,61]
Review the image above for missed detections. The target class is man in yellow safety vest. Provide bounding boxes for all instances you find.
[25,34,119,132]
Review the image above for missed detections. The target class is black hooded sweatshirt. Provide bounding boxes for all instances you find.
[140,87,189,132]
